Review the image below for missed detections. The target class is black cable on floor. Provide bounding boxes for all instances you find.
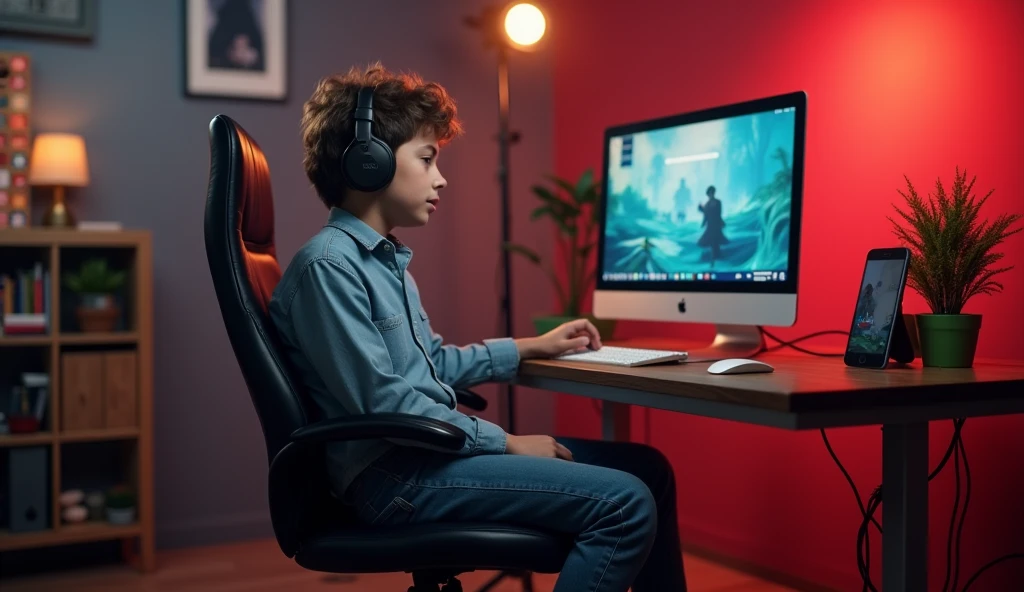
[961,553,1024,591]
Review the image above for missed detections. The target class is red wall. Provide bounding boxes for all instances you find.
[550,0,1024,589]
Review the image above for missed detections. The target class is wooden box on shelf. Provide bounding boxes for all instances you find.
[0,228,154,572]
[61,350,137,431]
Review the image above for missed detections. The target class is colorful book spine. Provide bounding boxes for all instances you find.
[33,262,43,314]
[2,274,12,316]
[0,263,49,334]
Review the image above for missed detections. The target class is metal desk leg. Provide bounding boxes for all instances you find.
[882,421,929,592]
[602,401,632,442]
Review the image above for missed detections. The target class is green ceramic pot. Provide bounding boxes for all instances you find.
[915,314,982,368]
[533,315,617,341]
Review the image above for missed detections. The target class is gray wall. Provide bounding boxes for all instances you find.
[1,0,555,548]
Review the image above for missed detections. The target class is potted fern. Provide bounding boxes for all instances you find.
[889,168,1022,367]
[504,169,617,339]
[64,258,127,333]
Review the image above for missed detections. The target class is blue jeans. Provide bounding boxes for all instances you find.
[343,437,688,592]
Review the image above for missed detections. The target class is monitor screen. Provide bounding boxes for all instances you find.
[597,92,804,295]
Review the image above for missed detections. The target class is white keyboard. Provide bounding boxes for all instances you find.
[555,346,688,367]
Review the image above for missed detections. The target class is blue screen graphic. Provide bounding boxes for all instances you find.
[602,108,797,283]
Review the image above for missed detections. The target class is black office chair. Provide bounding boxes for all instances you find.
[202,114,572,592]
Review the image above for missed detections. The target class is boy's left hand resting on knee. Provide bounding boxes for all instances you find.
[514,318,603,359]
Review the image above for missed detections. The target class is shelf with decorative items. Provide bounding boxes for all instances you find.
[0,228,153,571]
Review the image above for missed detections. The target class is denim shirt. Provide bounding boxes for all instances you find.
[268,207,518,497]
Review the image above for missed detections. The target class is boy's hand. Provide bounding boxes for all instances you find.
[505,434,573,461]
[515,318,603,359]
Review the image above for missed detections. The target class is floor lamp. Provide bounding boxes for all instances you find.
[464,4,547,592]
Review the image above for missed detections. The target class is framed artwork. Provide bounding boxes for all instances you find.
[0,0,97,40]
[183,0,288,102]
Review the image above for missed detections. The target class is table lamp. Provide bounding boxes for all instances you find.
[28,133,90,227]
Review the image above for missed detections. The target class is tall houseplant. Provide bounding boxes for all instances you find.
[889,167,1022,367]
[505,168,617,338]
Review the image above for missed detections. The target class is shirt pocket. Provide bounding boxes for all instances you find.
[372,313,410,371]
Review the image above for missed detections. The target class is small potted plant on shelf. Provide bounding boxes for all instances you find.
[504,168,617,339]
[64,258,126,333]
[889,167,1022,367]
[104,485,136,525]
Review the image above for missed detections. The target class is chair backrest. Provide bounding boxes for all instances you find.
[204,115,352,557]
[202,114,309,463]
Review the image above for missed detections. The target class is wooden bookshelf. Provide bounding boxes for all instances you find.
[0,522,143,552]
[0,432,54,447]
[0,228,154,572]
[0,335,53,347]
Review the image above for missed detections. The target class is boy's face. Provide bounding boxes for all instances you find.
[380,129,446,229]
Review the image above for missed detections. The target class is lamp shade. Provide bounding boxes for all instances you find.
[29,133,90,187]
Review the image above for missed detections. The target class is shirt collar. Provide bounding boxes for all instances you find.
[326,207,408,253]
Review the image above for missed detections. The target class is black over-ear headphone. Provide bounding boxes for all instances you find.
[341,86,396,192]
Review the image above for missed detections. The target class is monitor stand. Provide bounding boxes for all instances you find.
[683,324,765,363]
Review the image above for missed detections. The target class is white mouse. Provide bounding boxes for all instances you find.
[707,358,775,375]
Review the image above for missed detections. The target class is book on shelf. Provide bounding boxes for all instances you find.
[0,262,50,335]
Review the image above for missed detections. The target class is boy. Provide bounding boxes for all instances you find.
[268,63,687,592]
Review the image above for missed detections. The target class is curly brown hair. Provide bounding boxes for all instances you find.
[300,62,463,208]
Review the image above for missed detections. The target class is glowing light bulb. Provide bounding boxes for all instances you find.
[504,3,546,48]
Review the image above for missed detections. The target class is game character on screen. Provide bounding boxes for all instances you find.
[856,283,877,322]
[672,178,691,223]
[697,185,727,266]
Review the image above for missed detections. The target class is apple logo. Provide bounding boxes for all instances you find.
[677,298,686,313]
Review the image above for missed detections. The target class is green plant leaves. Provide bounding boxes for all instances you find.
[63,258,127,295]
[504,242,541,264]
[889,168,1022,314]
[515,168,603,316]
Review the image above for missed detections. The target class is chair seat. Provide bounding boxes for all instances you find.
[295,522,573,574]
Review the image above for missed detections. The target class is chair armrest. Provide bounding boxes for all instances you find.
[270,413,465,557]
[454,388,488,411]
[289,413,466,452]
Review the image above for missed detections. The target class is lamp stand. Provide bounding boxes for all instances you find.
[463,8,535,591]
[475,41,536,592]
[43,185,76,227]
[497,43,518,436]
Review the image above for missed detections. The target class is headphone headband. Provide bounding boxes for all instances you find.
[353,87,374,143]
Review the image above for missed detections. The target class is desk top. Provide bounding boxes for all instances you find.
[517,343,1024,421]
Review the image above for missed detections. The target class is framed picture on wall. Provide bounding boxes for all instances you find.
[0,0,97,40]
[183,0,288,101]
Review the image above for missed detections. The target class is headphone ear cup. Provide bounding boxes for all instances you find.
[342,138,396,193]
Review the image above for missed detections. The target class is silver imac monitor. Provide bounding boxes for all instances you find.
[593,91,807,361]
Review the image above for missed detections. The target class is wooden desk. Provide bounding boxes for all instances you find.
[515,348,1024,592]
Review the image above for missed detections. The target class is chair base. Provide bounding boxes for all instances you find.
[475,569,533,592]
[410,569,533,591]
[411,570,463,591]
